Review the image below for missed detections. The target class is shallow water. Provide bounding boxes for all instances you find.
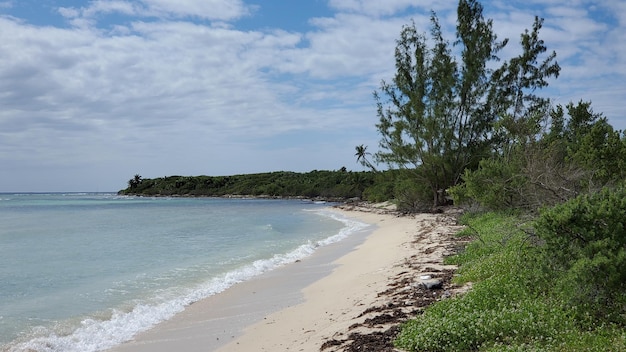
[0,193,368,352]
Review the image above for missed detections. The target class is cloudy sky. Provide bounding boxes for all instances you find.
[0,0,624,192]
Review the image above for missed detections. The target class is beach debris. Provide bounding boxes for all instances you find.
[418,278,443,290]
[319,207,468,352]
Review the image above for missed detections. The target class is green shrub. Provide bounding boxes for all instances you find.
[395,212,567,351]
[451,158,526,210]
[447,212,530,284]
[395,275,576,351]
[535,186,626,325]
[393,178,432,212]
[395,210,626,351]
[362,181,393,202]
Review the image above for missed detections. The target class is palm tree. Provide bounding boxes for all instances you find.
[355,145,377,172]
[128,174,143,189]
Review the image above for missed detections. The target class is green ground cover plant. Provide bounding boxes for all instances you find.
[395,210,626,351]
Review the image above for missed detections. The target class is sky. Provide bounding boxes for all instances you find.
[0,0,624,192]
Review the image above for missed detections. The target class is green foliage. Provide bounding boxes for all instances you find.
[361,182,393,203]
[354,144,378,172]
[395,211,626,351]
[446,212,529,282]
[535,187,626,325]
[489,16,560,130]
[564,105,626,186]
[370,2,626,349]
[396,288,575,351]
[127,174,143,189]
[458,101,626,212]
[393,175,432,212]
[372,1,558,208]
[361,170,396,202]
[118,170,377,200]
[373,1,494,205]
[450,158,526,209]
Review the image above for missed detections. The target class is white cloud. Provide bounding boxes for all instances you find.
[0,9,379,191]
[58,0,251,26]
[141,0,250,20]
[0,0,625,191]
[58,0,138,28]
[327,0,450,17]
[277,13,406,79]
[85,0,137,17]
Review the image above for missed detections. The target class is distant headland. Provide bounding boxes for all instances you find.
[118,170,385,202]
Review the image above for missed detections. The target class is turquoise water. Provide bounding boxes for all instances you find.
[0,193,368,352]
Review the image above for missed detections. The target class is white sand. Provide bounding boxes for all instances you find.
[108,205,464,352]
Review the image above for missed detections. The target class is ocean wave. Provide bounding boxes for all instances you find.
[7,208,371,352]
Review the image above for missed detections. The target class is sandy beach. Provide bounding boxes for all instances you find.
[109,204,466,352]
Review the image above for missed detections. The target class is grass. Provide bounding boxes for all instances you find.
[395,211,626,351]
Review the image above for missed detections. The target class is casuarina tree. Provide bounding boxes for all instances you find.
[370,0,559,208]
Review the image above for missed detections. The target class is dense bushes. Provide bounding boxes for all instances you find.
[452,101,626,212]
[396,209,626,351]
[361,171,396,203]
[535,186,626,325]
[362,1,626,349]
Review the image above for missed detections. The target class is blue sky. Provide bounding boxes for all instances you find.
[0,0,624,192]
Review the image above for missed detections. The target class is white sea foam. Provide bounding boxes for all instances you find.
[8,208,370,352]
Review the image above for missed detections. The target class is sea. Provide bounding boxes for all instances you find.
[0,193,370,352]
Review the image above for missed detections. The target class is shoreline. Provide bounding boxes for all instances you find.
[109,204,467,352]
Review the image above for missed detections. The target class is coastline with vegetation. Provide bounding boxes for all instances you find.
[116,0,626,350]
[108,197,626,351]
[109,202,468,352]
[118,170,389,202]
